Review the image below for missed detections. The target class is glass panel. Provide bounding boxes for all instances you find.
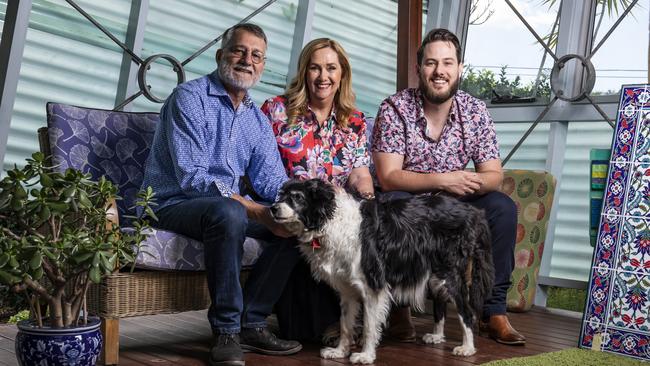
[5,0,130,171]
[463,0,560,103]
[496,122,550,171]
[311,0,397,118]
[589,0,649,95]
[550,121,614,281]
[134,0,296,112]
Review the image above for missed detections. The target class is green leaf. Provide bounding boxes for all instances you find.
[32,266,43,280]
[38,206,51,222]
[8,256,18,269]
[92,252,100,267]
[100,253,110,271]
[121,251,134,263]
[78,191,92,208]
[40,173,53,188]
[89,266,101,283]
[29,252,42,270]
[63,186,76,199]
[47,202,69,212]
[14,186,27,199]
[107,253,118,269]
[0,269,21,285]
[42,248,57,260]
[0,253,9,268]
[72,252,94,264]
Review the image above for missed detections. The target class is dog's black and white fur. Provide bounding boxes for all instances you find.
[271,179,495,364]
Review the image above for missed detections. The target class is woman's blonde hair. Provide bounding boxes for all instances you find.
[285,38,356,128]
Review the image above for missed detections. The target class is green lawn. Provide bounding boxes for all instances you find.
[545,287,588,313]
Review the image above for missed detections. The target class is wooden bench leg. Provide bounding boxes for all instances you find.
[101,317,119,365]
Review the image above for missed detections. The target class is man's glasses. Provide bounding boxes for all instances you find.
[228,47,266,64]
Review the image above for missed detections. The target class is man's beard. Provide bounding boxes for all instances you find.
[218,61,260,91]
[419,75,460,104]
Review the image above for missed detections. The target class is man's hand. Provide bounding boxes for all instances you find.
[258,209,295,238]
[231,194,294,238]
[442,171,483,196]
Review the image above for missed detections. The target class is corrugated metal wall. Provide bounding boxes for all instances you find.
[0,0,627,284]
[2,0,129,170]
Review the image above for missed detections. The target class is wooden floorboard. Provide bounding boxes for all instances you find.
[0,306,583,366]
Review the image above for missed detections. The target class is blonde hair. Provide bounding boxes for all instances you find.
[285,38,356,128]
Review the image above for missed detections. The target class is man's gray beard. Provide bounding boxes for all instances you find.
[218,61,260,91]
[419,76,460,104]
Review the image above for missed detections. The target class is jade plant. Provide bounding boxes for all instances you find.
[0,152,155,328]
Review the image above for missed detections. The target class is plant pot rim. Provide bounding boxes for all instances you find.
[17,316,101,335]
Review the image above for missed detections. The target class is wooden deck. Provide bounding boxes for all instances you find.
[0,307,582,366]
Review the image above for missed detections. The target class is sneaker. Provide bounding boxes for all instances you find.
[209,333,244,366]
[240,327,302,355]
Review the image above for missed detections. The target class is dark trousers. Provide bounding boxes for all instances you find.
[275,259,341,342]
[156,197,301,334]
[379,190,517,318]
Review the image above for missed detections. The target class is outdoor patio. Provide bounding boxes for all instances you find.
[0,306,582,366]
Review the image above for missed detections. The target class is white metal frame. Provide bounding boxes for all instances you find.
[287,0,315,84]
[115,0,149,111]
[0,0,32,169]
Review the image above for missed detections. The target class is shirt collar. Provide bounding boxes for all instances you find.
[208,70,254,108]
[306,103,338,123]
[414,87,460,123]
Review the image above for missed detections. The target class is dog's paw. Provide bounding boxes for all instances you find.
[422,333,445,344]
[452,345,476,356]
[349,352,375,364]
[320,347,348,359]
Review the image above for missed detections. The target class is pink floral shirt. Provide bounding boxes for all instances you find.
[372,88,500,173]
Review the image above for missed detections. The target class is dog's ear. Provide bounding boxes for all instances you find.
[301,179,337,230]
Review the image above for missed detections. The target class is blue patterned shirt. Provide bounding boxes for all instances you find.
[141,71,288,211]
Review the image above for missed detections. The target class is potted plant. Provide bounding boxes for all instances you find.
[0,152,155,366]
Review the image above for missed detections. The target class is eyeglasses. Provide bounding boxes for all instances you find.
[228,47,266,64]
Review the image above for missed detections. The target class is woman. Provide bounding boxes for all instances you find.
[261,38,374,343]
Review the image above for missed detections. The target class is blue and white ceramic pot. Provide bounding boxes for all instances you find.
[15,317,102,366]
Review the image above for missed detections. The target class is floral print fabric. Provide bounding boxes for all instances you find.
[261,96,370,188]
[372,88,500,172]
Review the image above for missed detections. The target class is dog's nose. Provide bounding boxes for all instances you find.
[269,204,279,216]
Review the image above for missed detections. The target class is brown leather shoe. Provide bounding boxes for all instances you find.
[480,314,526,345]
[386,306,416,343]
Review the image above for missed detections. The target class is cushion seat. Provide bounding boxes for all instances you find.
[133,228,263,270]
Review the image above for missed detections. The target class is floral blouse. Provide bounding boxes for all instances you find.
[261,96,370,188]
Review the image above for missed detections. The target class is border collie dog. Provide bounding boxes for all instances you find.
[271,179,495,364]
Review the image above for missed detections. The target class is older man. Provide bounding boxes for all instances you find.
[372,28,526,346]
[141,23,301,366]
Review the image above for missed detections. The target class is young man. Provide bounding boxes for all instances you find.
[141,24,302,366]
[372,28,526,346]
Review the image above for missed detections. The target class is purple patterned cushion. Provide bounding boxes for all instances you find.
[46,103,158,224]
[131,228,263,270]
[45,103,264,271]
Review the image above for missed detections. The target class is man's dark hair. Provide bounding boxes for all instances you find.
[221,23,267,49]
[416,28,462,65]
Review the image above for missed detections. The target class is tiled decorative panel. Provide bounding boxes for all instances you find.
[580,85,650,361]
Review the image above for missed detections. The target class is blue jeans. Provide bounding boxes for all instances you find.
[379,191,516,318]
[156,197,301,334]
